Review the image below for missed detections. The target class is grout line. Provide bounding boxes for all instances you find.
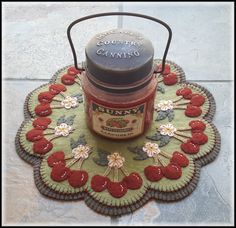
[3,78,233,83]
[4,78,51,82]
[117,2,123,28]
[187,80,234,83]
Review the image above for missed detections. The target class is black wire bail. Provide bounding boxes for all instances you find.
[67,12,172,74]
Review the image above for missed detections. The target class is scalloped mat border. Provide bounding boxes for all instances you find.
[32,159,201,217]
[15,60,221,216]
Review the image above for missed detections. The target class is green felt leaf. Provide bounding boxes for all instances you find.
[156,111,168,121]
[93,157,108,166]
[167,110,175,122]
[133,154,148,160]
[93,149,110,166]
[70,134,86,149]
[157,85,165,94]
[57,115,66,125]
[73,93,83,103]
[159,135,171,147]
[146,132,162,141]
[127,146,148,160]
[65,115,76,126]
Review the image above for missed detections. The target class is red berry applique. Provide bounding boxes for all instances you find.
[38,92,55,104]
[91,175,110,192]
[181,140,200,154]
[156,64,171,75]
[47,151,66,167]
[107,181,128,198]
[170,151,189,167]
[141,142,187,181]
[68,170,88,188]
[190,94,206,106]
[91,152,143,197]
[162,163,182,179]
[49,84,66,95]
[144,166,163,182]
[35,103,52,117]
[191,133,208,145]
[61,74,76,85]
[49,142,92,186]
[26,129,44,142]
[185,105,202,117]
[33,117,52,130]
[189,120,206,133]
[33,138,53,154]
[123,172,143,190]
[163,73,178,85]
[51,163,71,182]
[67,66,81,76]
[176,88,192,98]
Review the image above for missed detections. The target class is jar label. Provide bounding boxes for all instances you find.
[91,101,146,139]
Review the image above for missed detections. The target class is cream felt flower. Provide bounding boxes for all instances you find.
[61,96,78,109]
[159,123,177,136]
[72,144,91,159]
[54,123,72,136]
[156,100,174,111]
[143,142,160,157]
[107,152,125,168]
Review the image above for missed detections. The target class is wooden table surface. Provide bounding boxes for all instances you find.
[3,2,234,226]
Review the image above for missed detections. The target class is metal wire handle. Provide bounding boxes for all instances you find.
[67,12,172,74]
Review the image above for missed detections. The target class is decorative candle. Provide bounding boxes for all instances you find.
[81,29,157,139]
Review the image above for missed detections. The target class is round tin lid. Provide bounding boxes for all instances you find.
[85,29,154,86]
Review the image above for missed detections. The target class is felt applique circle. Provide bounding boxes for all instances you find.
[15,59,220,217]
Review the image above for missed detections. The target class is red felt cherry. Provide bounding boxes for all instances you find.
[107,181,128,198]
[163,73,178,85]
[33,117,52,130]
[191,133,208,145]
[185,105,202,117]
[189,120,206,133]
[190,94,206,106]
[156,64,171,75]
[162,163,182,179]
[91,175,110,192]
[144,166,163,182]
[176,87,192,98]
[123,172,143,190]
[47,151,65,167]
[67,66,81,76]
[181,140,200,154]
[34,103,52,117]
[68,170,88,188]
[61,74,76,85]
[33,138,53,154]
[49,84,66,95]
[50,163,71,182]
[171,151,189,167]
[184,93,194,100]
[38,92,55,103]
[26,129,44,142]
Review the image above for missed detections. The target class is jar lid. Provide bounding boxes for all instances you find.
[85,29,154,87]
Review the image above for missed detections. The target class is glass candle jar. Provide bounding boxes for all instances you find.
[81,29,157,140]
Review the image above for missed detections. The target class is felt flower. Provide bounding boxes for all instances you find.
[61,96,78,109]
[107,153,125,168]
[159,123,177,137]
[142,142,160,157]
[156,100,174,111]
[54,123,72,136]
[72,145,91,159]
